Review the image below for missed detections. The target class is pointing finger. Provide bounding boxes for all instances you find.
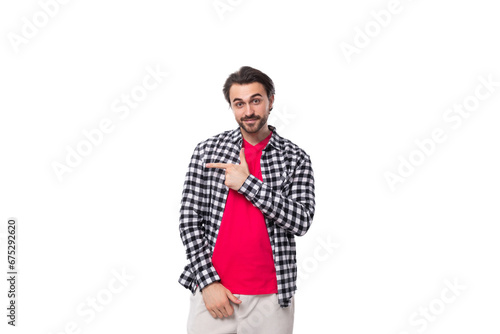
[206,163,231,169]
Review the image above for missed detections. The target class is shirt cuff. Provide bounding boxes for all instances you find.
[237,174,262,200]
[197,265,221,292]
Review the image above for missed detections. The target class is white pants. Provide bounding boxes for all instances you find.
[187,286,295,334]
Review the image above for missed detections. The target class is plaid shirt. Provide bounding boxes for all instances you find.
[178,125,315,307]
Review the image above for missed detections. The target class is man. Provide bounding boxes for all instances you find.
[178,66,315,334]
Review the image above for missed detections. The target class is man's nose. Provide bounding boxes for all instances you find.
[244,103,254,115]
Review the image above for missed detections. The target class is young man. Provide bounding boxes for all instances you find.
[178,66,315,334]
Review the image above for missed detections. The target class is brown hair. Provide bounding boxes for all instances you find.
[223,66,275,111]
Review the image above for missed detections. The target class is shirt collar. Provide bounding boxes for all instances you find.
[230,125,283,151]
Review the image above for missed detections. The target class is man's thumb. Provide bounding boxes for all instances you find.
[227,290,242,304]
[239,148,247,165]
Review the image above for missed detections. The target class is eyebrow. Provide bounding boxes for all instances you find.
[232,93,263,103]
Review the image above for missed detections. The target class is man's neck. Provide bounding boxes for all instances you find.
[240,125,271,146]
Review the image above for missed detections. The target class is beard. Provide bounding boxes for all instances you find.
[238,114,268,134]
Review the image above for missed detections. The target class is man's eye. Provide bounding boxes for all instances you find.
[236,102,243,107]
[253,99,260,104]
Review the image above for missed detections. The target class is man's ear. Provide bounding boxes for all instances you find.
[269,94,275,111]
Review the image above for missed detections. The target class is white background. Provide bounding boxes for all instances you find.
[1,0,499,333]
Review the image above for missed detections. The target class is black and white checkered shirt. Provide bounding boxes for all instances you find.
[178,125,315,308]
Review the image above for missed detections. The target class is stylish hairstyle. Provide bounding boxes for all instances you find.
[223,66,275,111]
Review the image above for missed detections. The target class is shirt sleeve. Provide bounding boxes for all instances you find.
[178,144,221,291]
[237,152,316,236]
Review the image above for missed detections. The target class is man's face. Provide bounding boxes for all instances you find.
[229,82,274,135]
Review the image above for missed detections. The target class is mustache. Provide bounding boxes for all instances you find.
[241,116,261,121]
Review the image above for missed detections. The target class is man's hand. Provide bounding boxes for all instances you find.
[201,282,242,319]
[206,148,250,191]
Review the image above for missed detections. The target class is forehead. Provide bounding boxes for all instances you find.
[229,82,267,101]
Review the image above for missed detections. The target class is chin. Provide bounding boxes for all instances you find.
[240,121,266,134]
[240,125,258,134]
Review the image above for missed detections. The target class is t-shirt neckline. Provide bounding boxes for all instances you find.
[243,131,273,151]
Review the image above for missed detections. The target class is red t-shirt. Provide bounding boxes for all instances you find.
[211,131,278,294]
